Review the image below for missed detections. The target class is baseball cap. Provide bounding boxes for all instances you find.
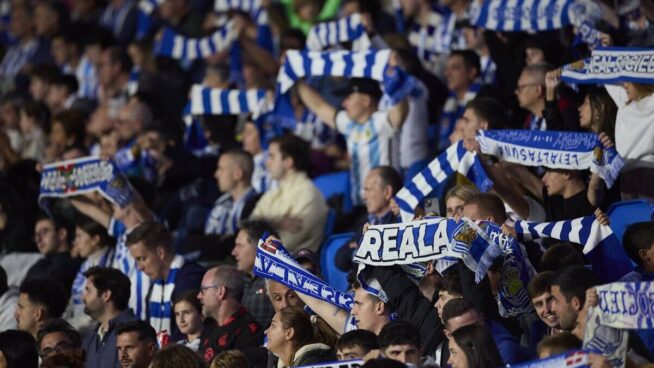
[332,77,383,100]
[293,248,321,275]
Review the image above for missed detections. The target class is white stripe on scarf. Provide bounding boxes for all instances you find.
[306,13,371,51]
[148,255,184,334]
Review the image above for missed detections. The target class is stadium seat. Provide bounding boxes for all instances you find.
[607,199,654,245]
[320,232,354,292]
[324,208,336,239]
[314,171,353,214]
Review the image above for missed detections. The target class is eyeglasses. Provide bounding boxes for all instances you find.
[199,284,220,293]
[515,83,540,92]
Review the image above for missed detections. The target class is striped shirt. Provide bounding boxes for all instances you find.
[0,38,39,78]
[76,56,98,100]
[205,188,257,236]
[252,151,276,194]
[439,83,480,150]
[335,110,397,205]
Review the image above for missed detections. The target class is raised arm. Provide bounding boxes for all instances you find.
[387,99,409,129]
[294,292,350,335]
[70,197,112,228]
[296,80,338,128]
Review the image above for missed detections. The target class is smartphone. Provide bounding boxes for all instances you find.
[423,196,440,216]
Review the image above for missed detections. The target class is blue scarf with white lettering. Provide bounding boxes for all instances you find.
[394,141,492,222]
[514,216,634,283]
[306,13,371,51]
[477,129,624,188]
[273,49,415,125]
[148,255,184,335]
[509,350,591,367]
[468,0,601,32]
[582,282,654,367]
[561,47,654,85]
[39,157,134,212]
[254,237,354,311]
[154,24,236,61]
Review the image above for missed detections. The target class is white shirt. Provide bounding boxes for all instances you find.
[606,84,654,169]
[335,110,398,204]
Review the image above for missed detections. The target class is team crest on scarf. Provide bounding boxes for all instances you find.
[453,221,479,247]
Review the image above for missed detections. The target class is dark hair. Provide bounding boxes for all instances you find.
[199,114,238,149]
[52,110,86,149]
[281,28,307,50]
[51,74,79,95]
[278,307,338,348]
[36,319,82,352]
[362,358,406,368]
[104,47,133,74]
[75,214,115,248]
[172,289,202,314]
[29,64,61,84]
[335,329,379,352]
[527,271,556,299]
[436,269,463,296]
[371,166,403,196]
[150,344,206,368]
[116,320,157,344]
[464,193,507,224]
[19,279,68,319]
[539,243,585,272]
[465,97,508,130]
[40,350,86,368]
[83,267,131,310]
[377,320,420,349]
[0,330,39,368]
[222,149,255,182]
[20,101,50,129]
[551,266,598,306]
[36,211,74,244]
[450,324,504,368]
[586,87,617,141]
[238,220,280,248]
[441,298,476,328]
[536,333,582,357]
[623,222,654,267]
[269,134,311,174]
[450,50,481,77]
[0,266,7,296]
[126,221,173,254]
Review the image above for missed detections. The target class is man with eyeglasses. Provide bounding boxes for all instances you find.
[24,212,81,292]
[197,265,265,365]
[36,318,83,360]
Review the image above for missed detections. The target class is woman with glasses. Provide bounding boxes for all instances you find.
[173,290,204,352]
[265,306,338,367]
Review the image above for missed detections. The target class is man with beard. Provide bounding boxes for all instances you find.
[82,267,135,368]
[115,320,157,368]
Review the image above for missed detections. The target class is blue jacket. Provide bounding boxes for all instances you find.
[84,309,136,368]
[488,319,532,365]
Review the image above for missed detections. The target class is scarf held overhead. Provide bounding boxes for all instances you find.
[306,13,371,51]
[561,47,654,85]
[39,156,134,211]
[154,23,236,61]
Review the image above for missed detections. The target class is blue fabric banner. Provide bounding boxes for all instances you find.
[509,350,591,367]
[306,13,370,51]
[154,24,236,61]
[561,47,654,85]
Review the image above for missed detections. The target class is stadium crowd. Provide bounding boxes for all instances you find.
[0,0,653,367]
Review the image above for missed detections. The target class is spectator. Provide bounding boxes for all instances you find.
[24,212,80,291]
[17,101,48,161]
[527,271,560,333]
[150,344,206,368]
[98,0,137,47]
[126,221,204,340]
[97,47,133,105]
[82,266,135,368]
[335,330,378,361]
[241,121,275,194]
[549,265,598,332]
[448,324,504,368]
[64,215,116,331]
[621,222,654,282]
[45,109,87,163]
[0,329,39,368]
[45,74,89,115]
[377,320,421,365]
[36,318,83,360]
[441,298,530,365]
[209,350,248,368]
[172,290,204,352]
[445,185,480,218]
[197,265,264,365]
[538,243,585,272]
[350,282,392,335]
[265,306,337,367]
[296,77,408,205]
[0,266,18,331]
[231,220,278,327]
[266,279,306,312]
[462,193,508,225]
[116,320,158,368]
[15,279,68,339]
[250,134,328,252]
[41,350,86,368]
[536,333,582,359]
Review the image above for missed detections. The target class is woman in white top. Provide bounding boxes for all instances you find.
[605,82,654,200]
[173,290,204,352]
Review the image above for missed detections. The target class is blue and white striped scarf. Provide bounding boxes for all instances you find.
[254,237,354,311]
[154,24,236,61]
[468,0,601,32]
[408,10,460,56]
[477,129,625,188]
[39,157,135,213]
[306,13,371,51]
[439,83,480,150]
[394,141,492,222]
[509,350,591,367]
[148,255,184,334]
[205,188,257,236]
[561,47,654,85]
[514,216,634,283]
[214,0,268,25]
[582,281,654,368]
